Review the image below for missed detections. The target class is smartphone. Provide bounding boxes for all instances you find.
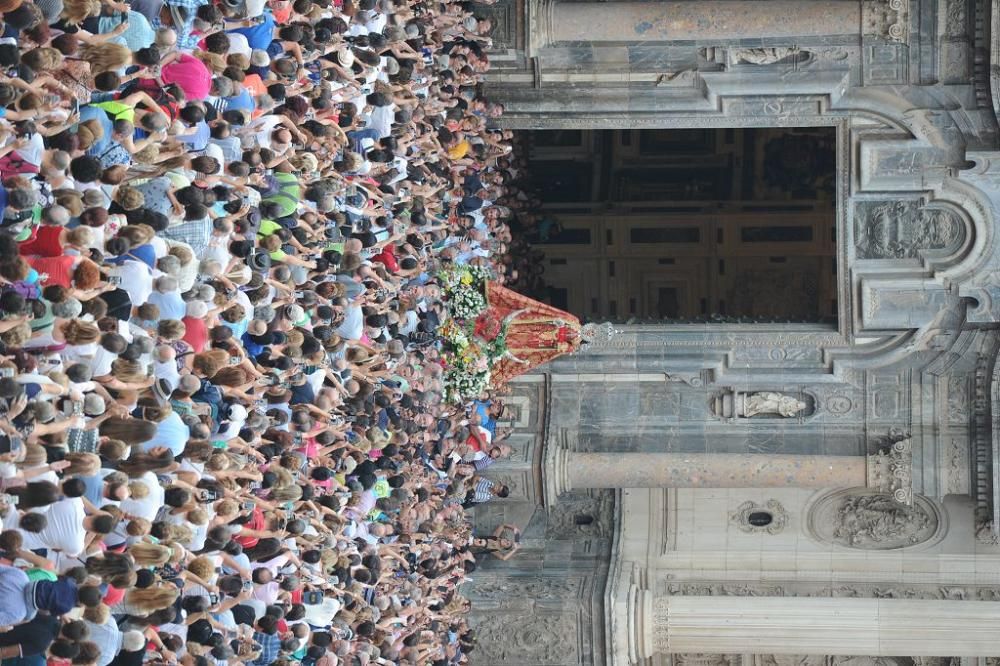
[248,481,261,490]
[72,401,83,416]
[241,500,254,511]
[108,275,122,286]
[292,432,302,444]
[0,367,13,378]
[2,494,18,506]
[200,489,218,502]
[208,593,219,605]
[242,579,253,591]
[229,356,240,365]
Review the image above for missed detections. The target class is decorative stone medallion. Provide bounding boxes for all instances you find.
[807,488,941,550]
[729,500,788,535]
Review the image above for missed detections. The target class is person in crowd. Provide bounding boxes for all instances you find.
[0,0,545,661]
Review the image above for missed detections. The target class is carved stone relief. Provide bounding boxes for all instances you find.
[663,580,1000,601]
[470,612,579,664]
[671,656,741,666]
[545,492,615,539]
[731,47,809,65]
[807,489,939,550]
[729,500,789,535]
[757,657,831,666]
[862,0,909,41]
[465,576,585,603]
[854,201,964,260]
[866,436,913,505]
[710,390,815,419]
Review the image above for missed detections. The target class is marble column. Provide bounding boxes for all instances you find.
[535,0,863,45]
[646,596,1000,656]
[546,440,912,502]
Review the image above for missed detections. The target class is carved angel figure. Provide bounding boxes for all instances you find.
[742,391,808,418]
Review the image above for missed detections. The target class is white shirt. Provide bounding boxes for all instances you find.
[107,260,158,307]
[119,471,164,521]
[20,497,86,556]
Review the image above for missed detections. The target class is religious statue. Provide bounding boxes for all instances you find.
[482,282,594,386]
[438,267,599,401]
[732,46,806,65]
[741,391,808,417]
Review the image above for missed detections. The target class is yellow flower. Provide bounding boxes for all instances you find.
[460,273,473,285]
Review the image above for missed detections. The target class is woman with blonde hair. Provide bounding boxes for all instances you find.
[79,43,132,74]
[60,0,100,24]
[127,541,172,567]
[111,581,179,616]
[21,47,62,72]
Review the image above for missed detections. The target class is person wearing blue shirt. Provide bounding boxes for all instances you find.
[227,12,277,51]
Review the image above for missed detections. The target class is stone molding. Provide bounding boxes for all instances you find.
[866,438,914,505]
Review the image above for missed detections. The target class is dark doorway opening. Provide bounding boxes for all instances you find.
[523,127,837,324]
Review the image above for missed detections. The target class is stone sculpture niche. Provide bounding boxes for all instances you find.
[806,488,941,550]
[711,390,814,419]
[731,47,813,65]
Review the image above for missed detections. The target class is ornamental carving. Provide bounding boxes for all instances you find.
[470,612,578,664]
[808,489,939,550]
[862,0,909,42]
[729,500,788,535]
[731,47,810,65]
[854,201,963,260]
[545,492,615,538]
[466,576,584,602]
[866,437,913,505]
[664,580,1000,601]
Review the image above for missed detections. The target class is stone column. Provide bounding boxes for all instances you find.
[646,596,1000,656]
[545,440,912,503]
[535,0,863,45]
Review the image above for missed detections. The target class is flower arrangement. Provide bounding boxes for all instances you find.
[437,266,508,402]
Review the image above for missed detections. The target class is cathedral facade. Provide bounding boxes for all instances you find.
[465,0,1000,664]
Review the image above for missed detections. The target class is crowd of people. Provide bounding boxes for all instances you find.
[0,0,541,660]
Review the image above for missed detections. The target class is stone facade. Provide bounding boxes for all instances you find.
[465,0,1000,662]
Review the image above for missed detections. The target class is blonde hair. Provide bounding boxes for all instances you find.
[118,224,154,246]
[62,319,101,345]
[19,444,47,470]
[114,186,145,211]
[158,523,193,544]
[61,0,100,23]
[187,556,214,581]
[63,452,100,477]
[22,47,63,72]
[128,542,172,567]
[124,584,179,614]
[111,358,149,384]
[80,43,131,74]
[128,481,150,500]
[65,227,93,247]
